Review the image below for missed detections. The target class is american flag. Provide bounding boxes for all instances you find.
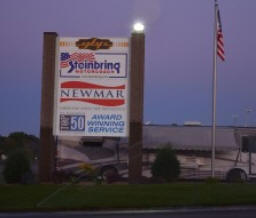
[216,2,225,61]
[60,52,95,68]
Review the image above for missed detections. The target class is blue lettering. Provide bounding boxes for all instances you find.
[65,59,121,74]
[114,63,120,73]
[78,63,84,69]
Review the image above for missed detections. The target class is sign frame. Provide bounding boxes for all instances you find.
[53,37,130,137]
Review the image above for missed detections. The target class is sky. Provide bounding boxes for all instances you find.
[1,0,256,136]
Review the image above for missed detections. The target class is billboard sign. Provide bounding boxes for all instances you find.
[53,37,129,137]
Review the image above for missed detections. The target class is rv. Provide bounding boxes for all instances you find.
[56,125,256,182]
[142,125,256,181]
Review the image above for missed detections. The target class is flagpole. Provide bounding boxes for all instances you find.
[211,0,218,178]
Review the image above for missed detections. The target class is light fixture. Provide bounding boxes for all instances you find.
[133,22,145,33]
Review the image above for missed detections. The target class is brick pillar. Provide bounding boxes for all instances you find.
[39,32,58,183]
[128,32,145,184]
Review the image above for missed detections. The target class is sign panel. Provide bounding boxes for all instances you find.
[53,37,129,137]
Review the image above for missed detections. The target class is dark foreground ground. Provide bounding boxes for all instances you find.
[0,183,256,211]
[0,208,256,218]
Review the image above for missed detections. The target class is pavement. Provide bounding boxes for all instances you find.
[0,206,256,218]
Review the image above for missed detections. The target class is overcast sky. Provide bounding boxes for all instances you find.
[1,0,256,136]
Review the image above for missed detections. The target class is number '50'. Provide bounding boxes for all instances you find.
[70,116,85,130]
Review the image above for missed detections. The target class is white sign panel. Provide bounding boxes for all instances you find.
[53,37,129,137]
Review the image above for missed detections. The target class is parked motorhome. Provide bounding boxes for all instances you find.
[57,136,128,179]
[56,125,256,181]
[142,125,256,181]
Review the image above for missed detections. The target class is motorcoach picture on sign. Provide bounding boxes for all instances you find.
[53,37,129,137]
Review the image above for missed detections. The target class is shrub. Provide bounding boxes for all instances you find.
[151,146,180,182]
[3,149,31,184]
[78,163,99,182]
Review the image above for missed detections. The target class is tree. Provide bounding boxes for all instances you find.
[3,149,31,184]
[0,132,39,159]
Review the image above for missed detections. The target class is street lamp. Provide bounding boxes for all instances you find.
[232,114,239,127]
[245,108,253,127]
[133,22,145,33]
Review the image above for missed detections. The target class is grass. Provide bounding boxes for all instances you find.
[0,183,256,211]
[0,174,4,184]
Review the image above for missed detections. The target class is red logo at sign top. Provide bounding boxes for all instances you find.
[60,81,125,107]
